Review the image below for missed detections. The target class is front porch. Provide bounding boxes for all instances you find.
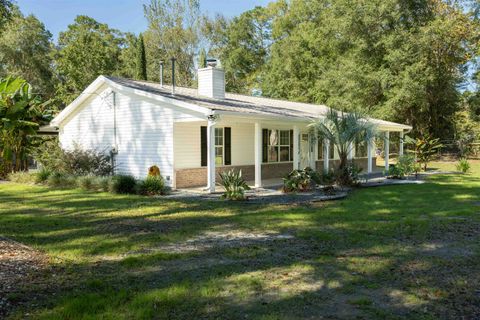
[173,116,407,192]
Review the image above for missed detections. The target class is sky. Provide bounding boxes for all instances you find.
[16,0,271,42]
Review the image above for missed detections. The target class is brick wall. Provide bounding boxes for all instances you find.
[315,157,376,172]
[175,162,294,188]
[174,159,376,188]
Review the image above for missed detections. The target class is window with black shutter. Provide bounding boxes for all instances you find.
[201,126,207,166]
[224,127,231,165]
[200,126,231,166]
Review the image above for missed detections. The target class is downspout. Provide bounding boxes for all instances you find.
[111,91,118,174]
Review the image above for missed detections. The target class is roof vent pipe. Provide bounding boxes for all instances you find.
[159,60,164,88]
[171,57,176,95]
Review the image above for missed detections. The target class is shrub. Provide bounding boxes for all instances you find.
[137,176,166,196]
[405,134,442,171]
[94,176,111,192]
[336,162,362,186]
[77,175,96,190]
[318,169,336,186]
[35,140,114,176]
[219,169,250,200]
[283,168,319,193]
[47,172,76,188]
[109,175,137,194]
[456,158,471,173]
[148,165,161,177]
[386,154,417,179]
[7,171,36,184]
[35,168,51,183]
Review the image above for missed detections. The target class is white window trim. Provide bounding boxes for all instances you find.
[214,127,224,166]
[266,129,293,163]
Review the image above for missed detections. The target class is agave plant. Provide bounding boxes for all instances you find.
[219,169,250,200]
[309,109,377,185]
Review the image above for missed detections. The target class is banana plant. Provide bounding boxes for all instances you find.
[0,76,53,174]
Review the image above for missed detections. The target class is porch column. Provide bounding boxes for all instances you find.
[399,131,404,156]
[347,142,354,160]
[384,131,390,171]
[207,117,216,193]
[311,131,318,169]
[323,138,329,172]
[367,137,373,174]
[293,125,300,170]
[254,122,262,188]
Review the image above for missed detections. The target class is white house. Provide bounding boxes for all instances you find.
[51,66,412,192]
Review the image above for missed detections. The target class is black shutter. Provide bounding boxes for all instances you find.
[262,129,268,163]
[289,130,294,161]
[224,127,231,165]
[201,126,207,167]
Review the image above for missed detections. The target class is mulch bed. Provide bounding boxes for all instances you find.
[0,237,50,318]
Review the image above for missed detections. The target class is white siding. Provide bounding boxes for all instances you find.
[197,67,225,99]
[59,87,187,185]
[59,85,114,152]
[173,122,255,169]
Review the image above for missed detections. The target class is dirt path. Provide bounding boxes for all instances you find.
[0,237,49,318]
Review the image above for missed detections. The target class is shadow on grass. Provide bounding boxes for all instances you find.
[0,172,479,319]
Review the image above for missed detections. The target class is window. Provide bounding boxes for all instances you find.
[318,139,323,159]
[317,139,335,159]
[355,137,368,158]
[265,129,292,163]
[201,126,231,167]
[215,127,224,165]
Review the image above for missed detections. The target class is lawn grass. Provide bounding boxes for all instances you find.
[1,161,479,319]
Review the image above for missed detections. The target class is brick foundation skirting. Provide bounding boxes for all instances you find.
[175,162,294,189]
[175,159,376,188]
[315,157,376,172]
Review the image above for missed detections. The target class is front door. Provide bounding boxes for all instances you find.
[300,133,310,169]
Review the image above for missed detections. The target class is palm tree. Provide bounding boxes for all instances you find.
[309,109,377,184]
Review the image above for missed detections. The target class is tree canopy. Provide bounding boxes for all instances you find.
[0,8,55,97]
[0,0,477,142]
[55,15,124,104]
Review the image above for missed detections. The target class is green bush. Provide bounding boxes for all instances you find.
[386,154,417,179]
[35,168,51,183]
[219,169,250,200]
[137,176,166,196]
[94,176,111,192]
[109,175,137,194]
[47,172,76,188]
[283,168,320,193]
[77,175,96,190]
[456,158,471,173]
[35,140,113,176]
[7,171,36,184]
[336,162,362,186]
[318,169,336,186]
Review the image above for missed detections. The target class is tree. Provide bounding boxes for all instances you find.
[117,33,138,79]
[0,9,55,97]
[0,77,53,174]
[309,109,377,185]
[258,0,478,139]
[198,47,206,68]
[136,33,147,80]
[56,16,124,105]
[207,5,276,94]
[0,0,13,29]
[143,0,200,86]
